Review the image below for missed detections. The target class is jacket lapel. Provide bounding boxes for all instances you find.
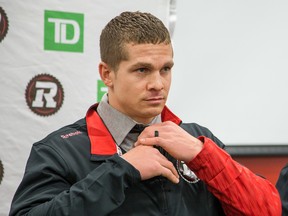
[86,104,182,156]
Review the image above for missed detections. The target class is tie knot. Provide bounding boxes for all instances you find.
[130,124,147,133]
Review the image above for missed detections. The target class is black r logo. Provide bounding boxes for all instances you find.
[0,7,9,43]
[0,160,4,185]
[25,74,64,116]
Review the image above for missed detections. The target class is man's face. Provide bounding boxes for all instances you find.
[107,43,173,124]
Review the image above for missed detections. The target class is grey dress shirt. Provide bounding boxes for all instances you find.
[97,94,161,152]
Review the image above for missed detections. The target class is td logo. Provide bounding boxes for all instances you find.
[97,80,107,102]
[44,10,84,53]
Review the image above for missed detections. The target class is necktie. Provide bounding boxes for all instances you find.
[130,124,166,156]
[121,124,146,152]
[130,124,147,134]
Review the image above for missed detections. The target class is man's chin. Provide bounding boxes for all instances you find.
[144,106,164,117]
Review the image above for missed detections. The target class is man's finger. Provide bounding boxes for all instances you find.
[135,137,160,147]
[160,166,179,184]
[158,157,179,183]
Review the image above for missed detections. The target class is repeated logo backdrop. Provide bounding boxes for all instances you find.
[44,10,84,53]
[25,74,64,116]
[0,6,8,42]
[0,1,174,215]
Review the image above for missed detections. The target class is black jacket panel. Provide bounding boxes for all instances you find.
[9,119,226,216]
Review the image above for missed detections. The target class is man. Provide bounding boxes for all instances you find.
[9,11,281,215]
[276,164,288,215]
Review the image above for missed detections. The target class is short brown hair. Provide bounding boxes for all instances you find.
[100,11,171,71]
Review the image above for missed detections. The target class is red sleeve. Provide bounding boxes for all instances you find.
[186,136,282,216]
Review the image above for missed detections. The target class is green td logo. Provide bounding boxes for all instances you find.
[44,10,84,53]
[97,80,107,102]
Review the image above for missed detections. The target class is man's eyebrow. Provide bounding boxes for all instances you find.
[131,61,174,69]
[130,62,153,69]
[165,61,174,67]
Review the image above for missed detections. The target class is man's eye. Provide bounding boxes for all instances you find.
[137,68,147,73]
[162,67,171,73]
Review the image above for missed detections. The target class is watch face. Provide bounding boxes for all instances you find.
[176,160,200,184]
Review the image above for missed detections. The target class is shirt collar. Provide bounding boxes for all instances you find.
[97,94,161,146]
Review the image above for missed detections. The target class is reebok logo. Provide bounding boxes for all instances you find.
[44,10,84,53]
[61,130,82,139]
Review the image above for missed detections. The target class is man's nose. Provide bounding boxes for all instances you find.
[147,72,164,90]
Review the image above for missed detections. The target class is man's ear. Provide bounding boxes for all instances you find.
[99,62,113,87]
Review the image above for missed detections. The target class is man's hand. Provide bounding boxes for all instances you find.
[135,121,203,163]
[121,145,179,183]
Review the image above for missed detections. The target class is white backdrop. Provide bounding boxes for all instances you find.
[0,1,171,215]
[168,0,288,145]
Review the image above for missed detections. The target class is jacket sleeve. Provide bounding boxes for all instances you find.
[9,143,141,216]
[276,163,288,215]
[187,137,282,216]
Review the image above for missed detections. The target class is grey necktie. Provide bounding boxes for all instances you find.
[121,124,147,152]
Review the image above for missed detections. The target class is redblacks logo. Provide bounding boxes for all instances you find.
[25,74,64,116]
[0,159,3,185]
[0,7,9,43]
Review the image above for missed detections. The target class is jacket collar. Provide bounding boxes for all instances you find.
[86,103,182,156]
